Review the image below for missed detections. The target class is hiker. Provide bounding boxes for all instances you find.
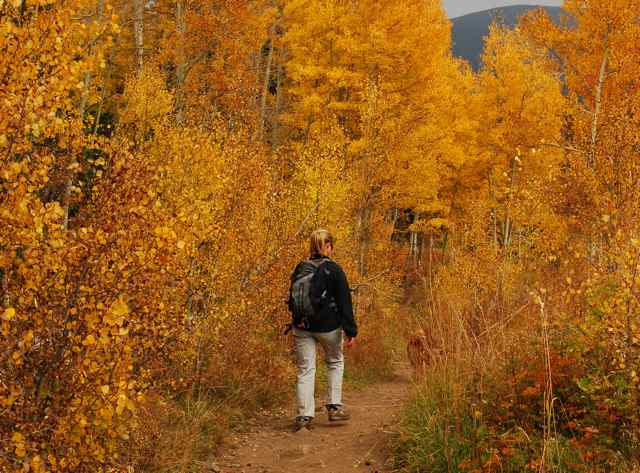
[287,228,358,431]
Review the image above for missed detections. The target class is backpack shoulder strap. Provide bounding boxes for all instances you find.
[309,257,331,268]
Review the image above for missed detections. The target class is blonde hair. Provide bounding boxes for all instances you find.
[309,228,333,258]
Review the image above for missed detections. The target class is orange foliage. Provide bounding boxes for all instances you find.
[3,0,640,470]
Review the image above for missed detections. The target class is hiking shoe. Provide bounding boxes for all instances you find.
[327,405,351,422]
[294,416,313,431]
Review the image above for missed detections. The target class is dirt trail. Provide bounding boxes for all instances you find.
[216,364,411,473]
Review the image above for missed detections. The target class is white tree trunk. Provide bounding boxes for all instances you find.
[72,0,105,230]
[79,0,105,118]
[271,60,282,148]
[502,153,519,248]
[589,47,608,169]
[256,22,275,141]
[1,269,9,308]
[133,0,144,71]
[175,0,186,125]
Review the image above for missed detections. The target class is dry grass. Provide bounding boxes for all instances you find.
[395,243,640,472]
[128,395,229,473]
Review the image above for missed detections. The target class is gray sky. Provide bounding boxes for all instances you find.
[443,0,562,18]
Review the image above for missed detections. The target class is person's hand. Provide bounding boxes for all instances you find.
[345,337,355,348]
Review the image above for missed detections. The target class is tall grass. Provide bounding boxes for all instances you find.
[347,286,405,383]
[396,243,567,472]
[395,245,640,472]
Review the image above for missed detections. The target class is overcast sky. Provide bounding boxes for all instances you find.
[443,0,562,18]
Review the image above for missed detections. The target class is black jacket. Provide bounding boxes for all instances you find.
[288,256,358,338]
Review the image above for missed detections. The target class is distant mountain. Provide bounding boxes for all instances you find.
[451,5,562,70]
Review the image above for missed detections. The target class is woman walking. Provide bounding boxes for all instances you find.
[288,229,358,431]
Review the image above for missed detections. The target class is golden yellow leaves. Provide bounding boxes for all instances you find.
[154,226,176,239]
[1,161,24,181]
[1,3,183,472]
[12,431,26,458]
[49,238,65,249]
[79,298,132,349]
[105,298,129,327]
[22,330,34,346]
[2,307,16,321]
[154,226,179,252]
[120,66,174,136]
[116,392,135,416]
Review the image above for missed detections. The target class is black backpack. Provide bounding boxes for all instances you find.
[288,257,332,328]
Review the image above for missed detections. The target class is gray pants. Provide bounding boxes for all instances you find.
[293,327,344,418]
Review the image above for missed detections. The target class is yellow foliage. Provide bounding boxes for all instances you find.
[120,66,174,141]
[2,0,639,470]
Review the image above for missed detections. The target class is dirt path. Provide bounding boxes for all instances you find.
[215,364,411,473]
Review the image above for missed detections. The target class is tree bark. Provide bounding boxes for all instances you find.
[357,201,372,277]
[588,47,608,169]
[72,0,105,230]
[256,21,276,141]
[62,178,72,230]
[502,153,519,248]
[271,59,282,148]
[1,268,9,308]
[92,44,115,134]
[175,0,186,125]
[79,0,105,118]
[133,0,144,71]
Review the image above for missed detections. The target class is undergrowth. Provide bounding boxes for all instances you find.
[126,283,402,472]
[394,241,640,473]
